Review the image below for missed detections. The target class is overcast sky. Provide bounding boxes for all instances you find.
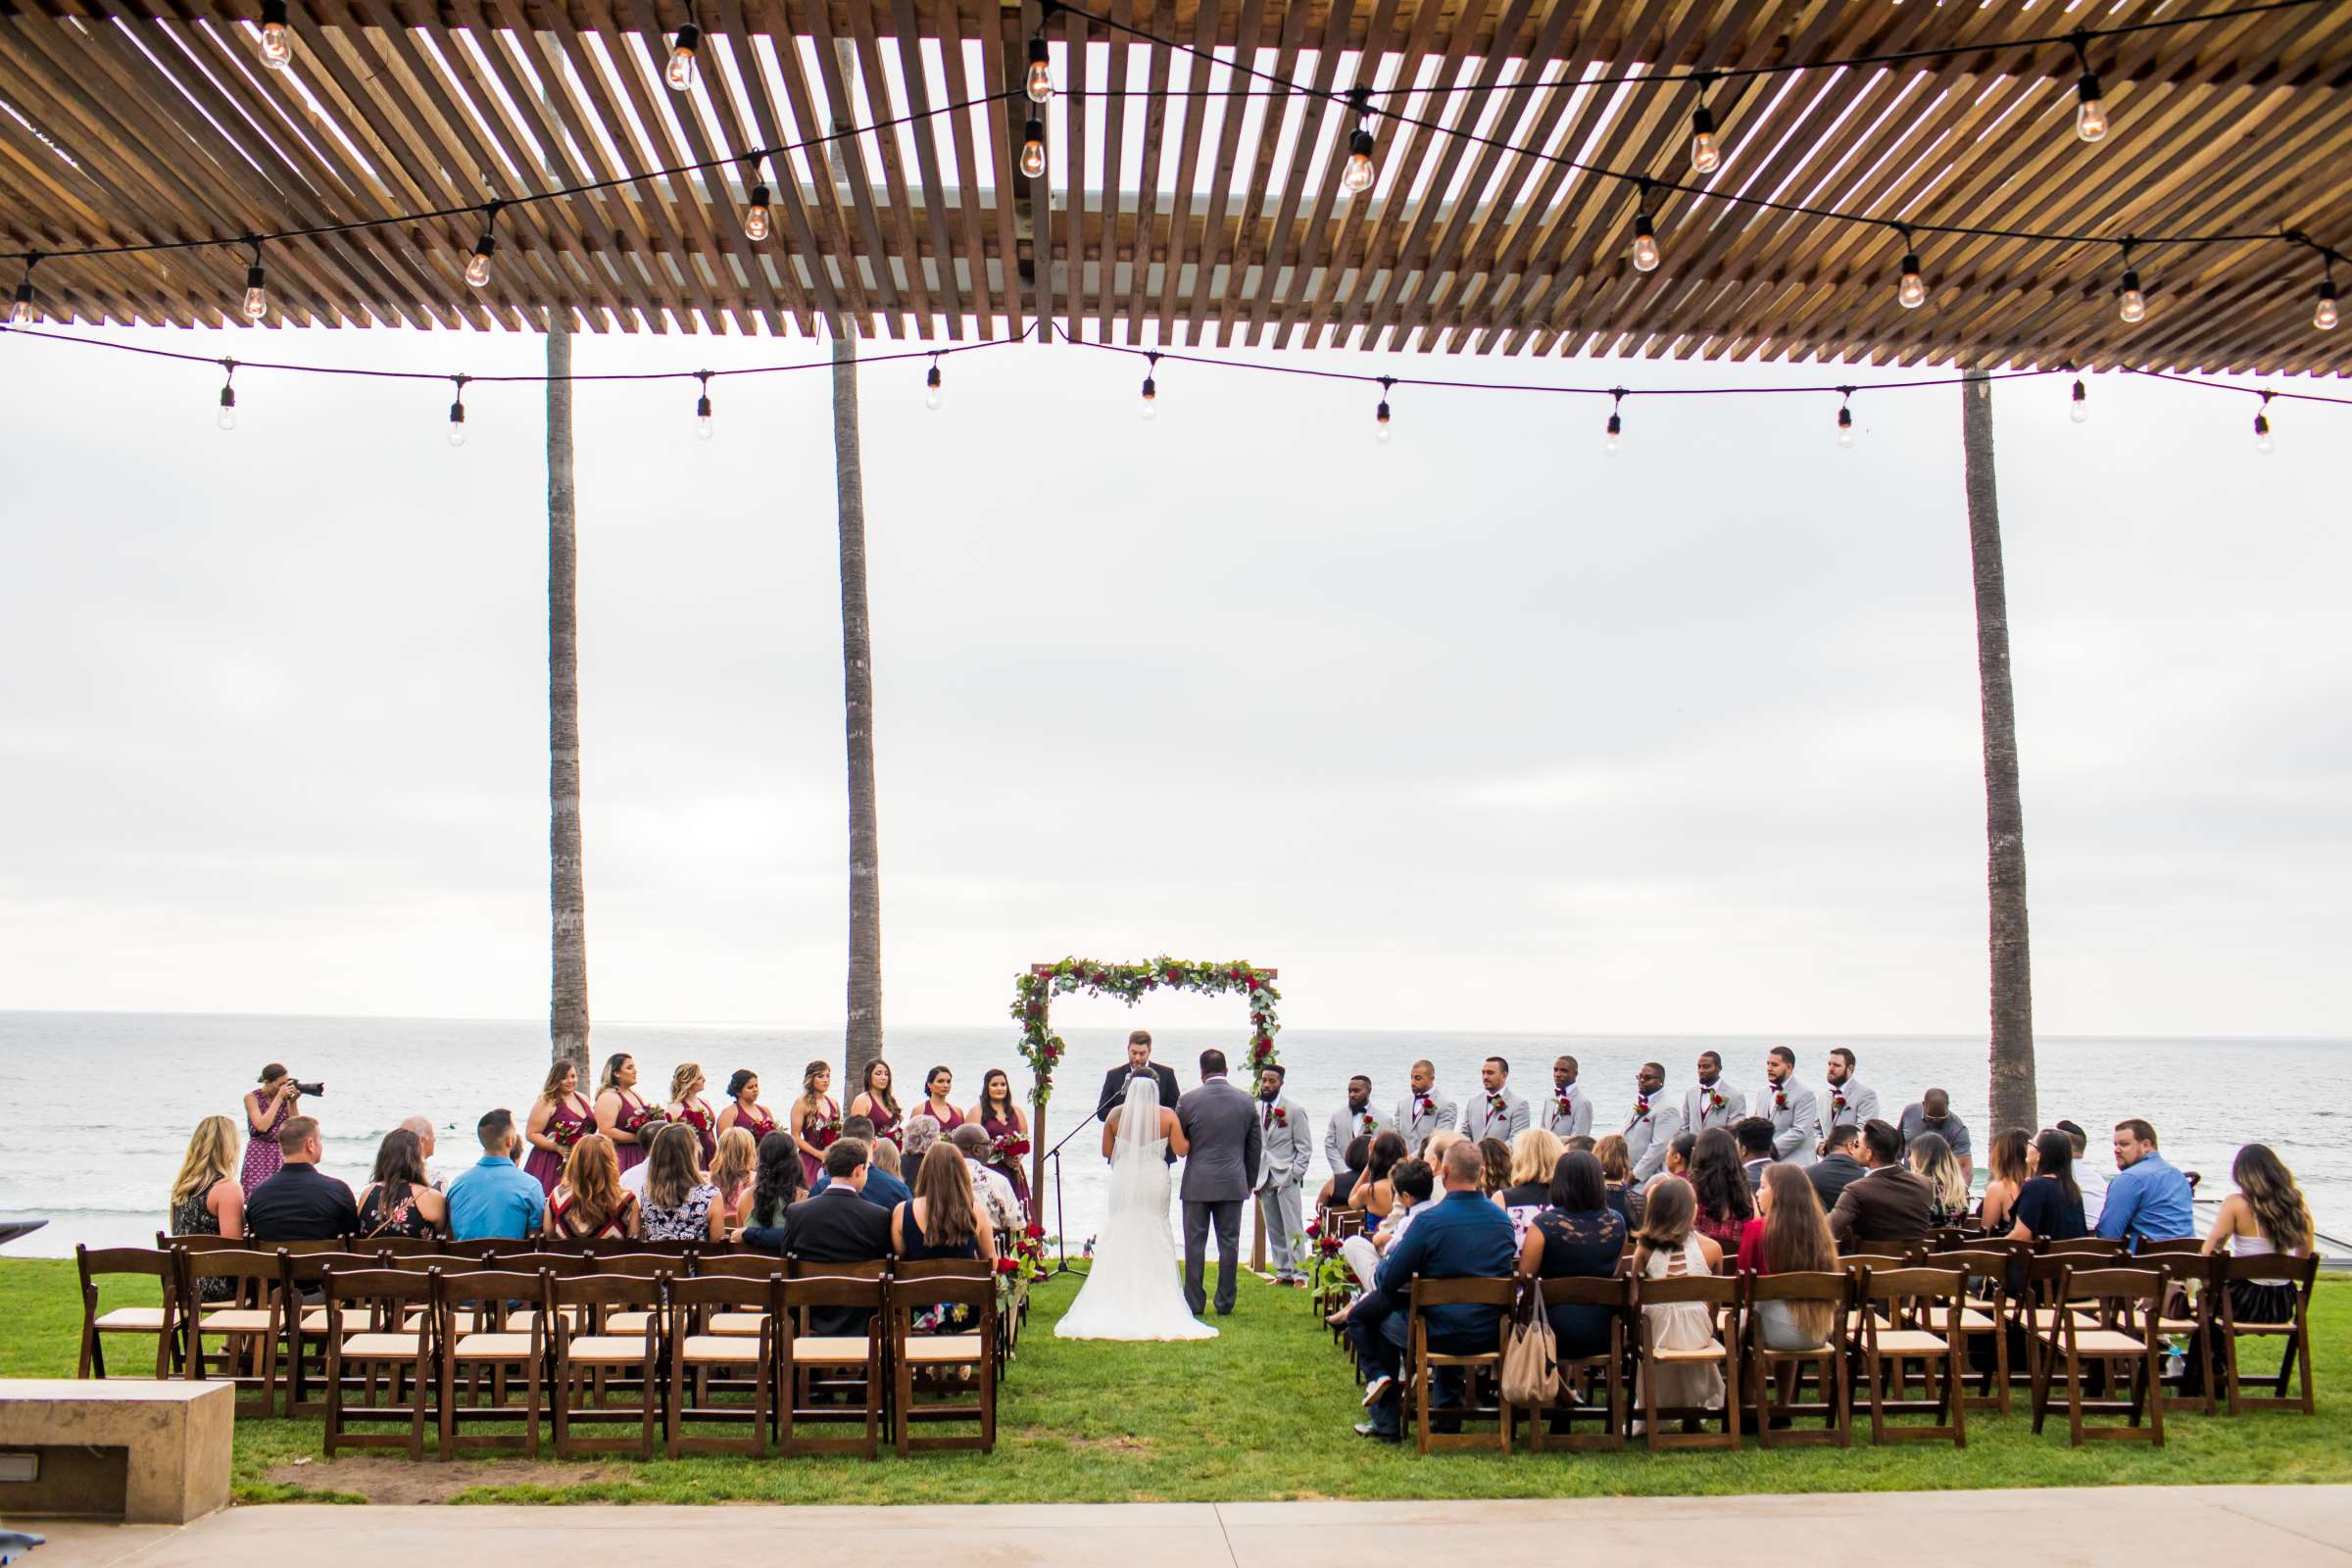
[0,321,2343,1036]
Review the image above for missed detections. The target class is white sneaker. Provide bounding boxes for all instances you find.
[1361,1374,1394,1407]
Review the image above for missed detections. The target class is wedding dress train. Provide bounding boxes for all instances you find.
[1054,1074,1217,1342]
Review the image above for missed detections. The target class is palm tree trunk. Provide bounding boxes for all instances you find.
[1961,371,2034,1133]
[834,322,884,1087]
[547,315,590,1077]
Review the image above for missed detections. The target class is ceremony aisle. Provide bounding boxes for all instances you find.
[4,1259,2347,1505]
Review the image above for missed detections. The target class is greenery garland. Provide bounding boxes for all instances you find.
[1012,956,1282,1107]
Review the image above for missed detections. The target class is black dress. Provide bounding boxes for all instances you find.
[1529,1206,1626,1357]
[357,1179,440,1240]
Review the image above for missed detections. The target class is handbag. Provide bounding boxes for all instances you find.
[1500,1274,1558,1407]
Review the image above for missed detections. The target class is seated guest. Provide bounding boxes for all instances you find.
[811,1116,914,1207]
[785,1140,897,1333]
[2095,1118,2194,1246]
[1734,1117,1775,1189]
[1979,1129,2032,1232]
[1808,1124,1868,1209]
[1356,1131,1410,1223]
[1687,1128,1754,1253]
[734,1132,806,1252]
[708,1127,760,1235]
[1827,1119,1934,1250]
[1592,1134,1646,1230]
[2004,1128,2085,1245]
[871,1136,906,1184]
[2192,1144,2314,1382]
[891,1142,998,1263]
[1907,1131,1970,1227]
[1476,1137,1512,1197]
[903,1112,943,1166]
[169,1115,246,1299]
[1740,1165,1838,1349]
[1663,1131,1697,1182]
[639,1123,722,1241]
[356,1127,447,1239]
[948,1123,1020,1237]
[245,1116,360,1243]
[1515,1152,1626,1361]
[1348,1142,1515,1443]
[1330,1156,1441,1327]
[1421,1129,1465,1173]
[1318,1135,1373,1214]
[2055,1119,2109,1222]
[1563,1135,1596,1155]
[1632,1176,1725,1425]
[446,1109,547,1241]
[1497,1128,1565,1245]
[397,1116,441,1187]
[550,1133,642,1240]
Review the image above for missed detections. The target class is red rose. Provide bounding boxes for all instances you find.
[995,1256,1019,1276]
[1026,1223,1045,1239]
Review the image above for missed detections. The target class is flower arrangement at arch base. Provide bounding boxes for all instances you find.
[1011,956,1282,1108]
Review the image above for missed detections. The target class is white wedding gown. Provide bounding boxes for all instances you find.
[1055,1074,1218,1341]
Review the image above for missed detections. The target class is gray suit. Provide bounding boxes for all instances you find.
[1461,1089,1530,1144]
[1324,1102,1388,1175]
[1768,1082,1822,1167]
[1682,1081,1748,1135]
[1626,1100,1682,1183]
[1394,1091,1457,1150]
[1252,1093,1313,1280]
[1825,1080,1881,1133]
[1543,1084,1594,1141]
[1177,1076,1262,1316]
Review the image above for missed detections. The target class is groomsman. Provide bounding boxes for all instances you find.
[1394,1059,1456,1150]
[1763,1046,1821,1168]
[1682,1050,1747,1135]
[1543,1055,1593,1141]
[1624,1061,1682,1183]
[1251,1065,1313,1284]
[1820,1048,1881,1148]
[1462,1056,1530,1144]
[1324,1074,1388,1175]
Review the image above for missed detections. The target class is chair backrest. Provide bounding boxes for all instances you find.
[2130,1237,2205,1257]
[1858,1264,1965,1303]
[358,1236,443,1258]
[437,1238,508,1259]
[2222,1251,2320,1290]
[1410,1275,1517,1311]
[694,1254,791,1281]
[1934,1248,2013,1281]
[1841,1247,1923,1270]
[2056,1265,2163,1317]
[600,1238,701,1258]
[892,1273,995,1317]
[1741,1268,1848,1308]
[895,1258,993,1282]
[790,1256,889,1281]
[159,1232,247,1253]
[1532,1274,1630,1312]
[436,1268,550,1316]
[321,1265,434,1319]
[2041,1236,2121,1256]
[269,1238,349,1256]
[550,1271,669,1311]
[183,1247,288,1296]
[584,1251,685,1278]
[1634,1272,1739,1310]
[479,1250,594,1276]
[79,1245,177,1317]
[283,1250,386,1290]
[780,1273,885,1315]
[669,1273,780,1312]
[1332,1210,1368,1242]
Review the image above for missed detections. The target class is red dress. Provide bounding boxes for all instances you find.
[675,1097,718,1165]
[731,1101,778,1145]
[982,1112,1031,1209]
[797,1099,840,1188]
[923,1100,966,1135]
[608,1090,655,1174]
[524,1093,595,1195]
[866,1102,903,1147]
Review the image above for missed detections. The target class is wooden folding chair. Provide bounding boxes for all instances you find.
[181,1247,287,1416]
[2217,1252,2319,1416]
[2030,1264,2166,1446]
[1740,1270,1850,1447]
[75,1246,180,1381]
[1525,1275,1628,1452]
[436,1238,507,1260]
[1855,1265,1967,1446]
[891,1262,998,1456]
[360,1236,445,1259]
[438,1268,551,1459]
[666,1273,779,1458]
[322,1266,435,1459]
[2149,1252,2217,1417]
[777,1271,885,1459]
[1405,1276,1517,1455]
[280,1250,385,1416]
[1633,1271,1740,1451]
[1935,1246,2020,1413]
[550,1271,667,1456]
[479,1252,594,1339]
[2042,1237,2123,1258]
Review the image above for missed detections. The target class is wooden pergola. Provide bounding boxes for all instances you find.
[3,0,2349,374]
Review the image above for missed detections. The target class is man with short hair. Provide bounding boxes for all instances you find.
[1325,1074,1388,1176]
[1176,1050,1262,1318]
[1682,1050,1747,1134]
[1097,1030,1182,1124]
[1349,1141,1515,1443]
[1809,1123,1869,1209]
[783,1141,896,1332]
[812,1115,913,1207]
[1826,1119,1935,1250]
[948,1123,1020,1236]
[1252,1064,1313,1285]
[1734,1117,1776,1190]
[1820,1049,1880,1146]
[2056,1119,2109,1221]
[1763,1046,1822,1167]
[1896,1090,1975,1183]
[245,1116,360,1242]
[1394,1059,1456,1150]
[1543,1055,1593,1141]
[1462,1055,1530,1143]
[446,1108,547,1241]
[1625,1061,1682,1185]
[2095,1119,2194,1246]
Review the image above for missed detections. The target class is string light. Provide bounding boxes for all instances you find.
[11,254,37,326]
[2072,37,2107,143]
[1140,352,1158,419]
[665,22,701,93]
[694,370,713,440]
[241,240,269,322]
[464,204,500,289]
[448,375,469,447]
[1026,35,1054,104]
[2253,391,2274,454]
[1688,75,1721,174]
[1020,117,1047,179]
[1340,87,1378,196]
[1605,389,1625,455]
[1374,376,1394,443]
[924,352,943,410]
[217,359,237,431]
[740,157,772,242]
[1631,182,1661,273]
[2117,242,2146,323]
[1894,228,1927,310]
[258,0,294,72]
[2316,267,2339,332]
[2070,376,2089,422]
[1836,387,1855,449]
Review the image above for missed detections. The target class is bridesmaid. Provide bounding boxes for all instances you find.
[716,1069,778,1145]
[240,1064,304,1194]
[667,1062,719,1166]
[972,1067,1032,1213]
[524,1060,596,1196]
[789,1060,841,1190]
[918,1065,965,1134]
[850,1059,903,1148]
[594,1053,655,1176]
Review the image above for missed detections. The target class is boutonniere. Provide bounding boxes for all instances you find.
[1707,1089,1727,1111]
[1488,1093,1507,1113]
[1633,1094,1651,1117]
[1358,1112,1376,1135]
[1555,1090,1574,1113]
[1272,1106,1289,1127]
[1416,1094,1436,1116]
[1832,1092,1848,1112]
[1774,1089,1789,1111]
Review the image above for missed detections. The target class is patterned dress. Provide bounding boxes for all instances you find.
[240,1091,293,1195]
[357,1180,440,1239]
[981,1111,1032,1210]
[523,1093,595,1196]
[642,1182,717,1242]
[170,1187,232,1301]
[550,1189,639,1240]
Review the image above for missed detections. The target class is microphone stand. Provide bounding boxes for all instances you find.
[1034,1084,1127,1280]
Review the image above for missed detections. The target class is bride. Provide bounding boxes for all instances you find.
[1055,1072,1217,1341]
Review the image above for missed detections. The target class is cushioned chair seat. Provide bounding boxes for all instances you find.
[1649,1344,1726,1363]
[1956,1308,2001,1332]
[564,1335,656,1362]
[604,1311,656,1333]
[342,1332,426,1356]
[405,1310,475,1332]
[517,1307,584,1330]
[2154,1318,2200,1335]
[680,1334,766,1364]
[709,1311,770,1334]
[2025,1308,2102,1331]
[2056,1330,2148,1354]
[94,1307,171,1330]
[198,1309,276,1333]
[784,1336,873,1362]
[452,1332,538,1358]
[1871,1330,1950,1355]
[902,1335,985,1364]
[299,1308,333,1332]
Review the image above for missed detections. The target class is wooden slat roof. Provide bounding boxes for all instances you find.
[3,0,2349,373]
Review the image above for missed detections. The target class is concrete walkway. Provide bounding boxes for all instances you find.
[21,1486,2352,1568]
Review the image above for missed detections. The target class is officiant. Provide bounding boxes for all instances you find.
[1098,1030,1183,1123]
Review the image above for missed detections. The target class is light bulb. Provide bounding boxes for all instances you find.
[2317,282,2340,331]
[924,363,942,410]
[1374,399,1392,443]
[1020,118,1046,179]
[1837,406,1854,449]
[2119,268,2145,323]
[465,232,495,288]
[218,386,237,430]
[1689,106,1719,174]
[448,400,467,447]
[1604,412,1622,455]
[2254,412,2273,455]
[259,0,293,69]
[742,184,771,242]
[1140,375,1156,419]
[2076,73,2106,143]
[696,392,713,441]
[10,282,33,325]
[1632,214,1660,273]
[1026,37,1053,104]
[2070,379,2088,423]
[1341,128,1377,195]
[665,24,699,92]
[1897,253,1926,310]
[242,265,268,322]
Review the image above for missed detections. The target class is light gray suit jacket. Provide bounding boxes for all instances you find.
[1825,1080,1881,1131]
[1626,1101,1682,1183]
[1683,1082,1749,1135]
[1543,1085,1594,1140]
[1769,1083,1822,1166]
[1253,1094,1312,1191]
[1324,1102,1388,1174]
[1461,1089,1530,1144]
[1177,1077,1263,1204]
[1395,1091,1457,1149]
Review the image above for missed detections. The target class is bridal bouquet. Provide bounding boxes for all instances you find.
[990,1132,1031,1162]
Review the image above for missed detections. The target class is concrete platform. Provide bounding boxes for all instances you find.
[12,1486,2350,1568]
[0,1380,233,1526]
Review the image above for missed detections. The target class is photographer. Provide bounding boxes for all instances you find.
[241,1062,321,1195]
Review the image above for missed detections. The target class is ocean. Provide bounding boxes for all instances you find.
[2,1011,2344,1256]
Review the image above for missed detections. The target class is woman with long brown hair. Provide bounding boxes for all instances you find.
[639,1123,721,1242]
[1355,1129,1410,1222]
[972,1067,1031,1210]
[849,1059,902,1149]
[549,1132,642,1240]
[1592,1132,1646,1230]
[1686,1127,1753,1251]
[891,1141,996,1263]
[169,1116,245,1298]
[1979,1129,2032,1232]
[789,1059,840,1190]
[1631,1175,1725,1424]
[593,1053,658,1176]
[524,1059,597,1196]
[1740,1164,1837,1349]
[666,1063,719,1167]
[358,1127,448,1239]
[2200,1144,2314,1345]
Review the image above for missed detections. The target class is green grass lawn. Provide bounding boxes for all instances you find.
[4,1258,2344,1503]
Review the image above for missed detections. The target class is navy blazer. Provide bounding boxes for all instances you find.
[1373,1188,1515,1340]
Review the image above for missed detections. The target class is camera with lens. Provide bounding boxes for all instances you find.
[293,1080,326,1098]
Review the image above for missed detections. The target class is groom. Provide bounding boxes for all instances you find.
[1176,1049,1262,1318]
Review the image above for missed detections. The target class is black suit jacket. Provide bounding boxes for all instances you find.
[1097,1062,1182,1123]
[782,1187,895,1264]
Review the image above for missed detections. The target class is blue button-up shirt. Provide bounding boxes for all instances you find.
[2094,1151,2193,1246]
[446,1154,547,1241]
[1374,1188,1515,1340]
